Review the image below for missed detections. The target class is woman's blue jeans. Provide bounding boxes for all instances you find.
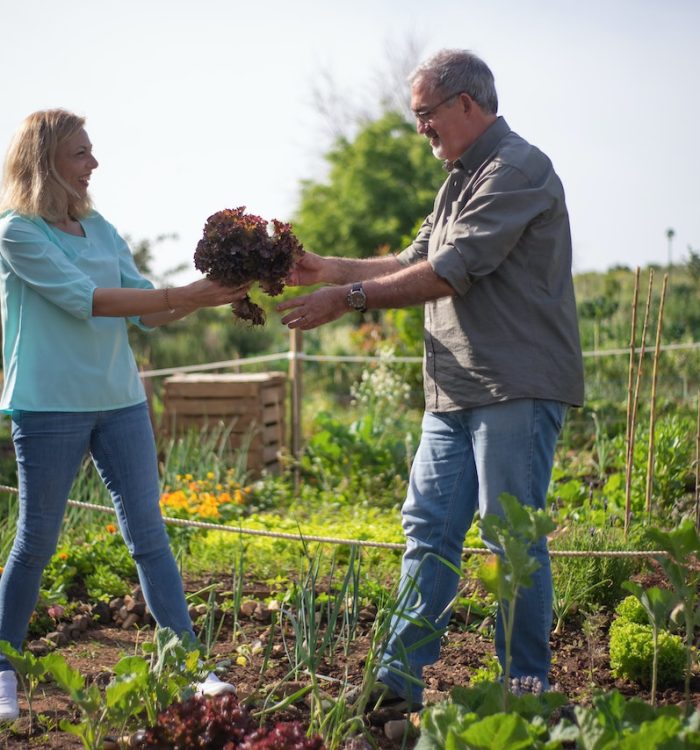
[377,398,567,705]
[0,402,194,671]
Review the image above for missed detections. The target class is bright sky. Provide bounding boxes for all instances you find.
[1,0,698,281]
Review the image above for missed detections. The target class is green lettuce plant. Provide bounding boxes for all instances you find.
[622,582,679,705]
[646,521,700,711]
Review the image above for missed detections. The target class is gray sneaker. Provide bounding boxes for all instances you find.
[0,671,18,721]
[195,672,236,697]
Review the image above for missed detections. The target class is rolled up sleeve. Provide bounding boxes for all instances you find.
[430,163,553,296]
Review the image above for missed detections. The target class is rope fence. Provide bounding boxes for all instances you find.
[138,340,700,379]
[0,485,668,559]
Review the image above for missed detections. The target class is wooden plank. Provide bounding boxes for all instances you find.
[164,398,266,416]
[164,373,286,398]
[163,406,283,430]
[167,373,286,384]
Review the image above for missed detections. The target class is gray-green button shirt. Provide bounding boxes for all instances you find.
[396,117,584,412]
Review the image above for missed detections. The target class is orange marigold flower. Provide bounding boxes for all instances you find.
[59,552,68,560]
[105,523,117,534]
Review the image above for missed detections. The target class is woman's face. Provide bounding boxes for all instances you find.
[53,128,99,198]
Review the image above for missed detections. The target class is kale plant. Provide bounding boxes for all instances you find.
[194,207,304,325]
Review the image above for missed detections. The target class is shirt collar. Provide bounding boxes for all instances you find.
[447,116,511,174]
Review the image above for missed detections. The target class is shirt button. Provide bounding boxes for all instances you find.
[427,352,433,358]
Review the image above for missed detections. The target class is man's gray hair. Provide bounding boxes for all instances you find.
[409,49,498,115]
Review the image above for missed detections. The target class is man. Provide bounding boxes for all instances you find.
[278,48,584,710]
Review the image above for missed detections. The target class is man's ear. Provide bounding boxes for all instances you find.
[459,92,472,115]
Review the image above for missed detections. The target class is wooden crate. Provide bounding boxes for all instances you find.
[162,372,286,474]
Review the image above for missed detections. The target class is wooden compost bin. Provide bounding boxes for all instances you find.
[162,372,286,475]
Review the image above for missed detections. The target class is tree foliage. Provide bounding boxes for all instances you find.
[293,111,446,258]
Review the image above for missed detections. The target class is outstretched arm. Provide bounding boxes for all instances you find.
[288,250,403,287]
[278,260,455,329]
[93,279,251,327]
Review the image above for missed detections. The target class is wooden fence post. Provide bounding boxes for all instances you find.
[288,328,303,486]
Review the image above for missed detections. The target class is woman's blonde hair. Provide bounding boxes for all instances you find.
[0,109,93,221]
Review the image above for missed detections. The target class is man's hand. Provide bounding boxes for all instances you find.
[286,251,327,287]
[277,286,348,329]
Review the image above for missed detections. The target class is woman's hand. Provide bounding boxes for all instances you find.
[177,278,251,311]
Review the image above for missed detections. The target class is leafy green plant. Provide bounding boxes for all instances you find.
[43,526,136,605]
[646,521,700,711]
[39,627,202,749]
[609,619,685,688]
[478,494,556,709]
[573,689,700,749]
[0,640,47,729]
[622,582,678,705]
[417,681,571,750]
[550,525,643,611]
[552,572,611,635]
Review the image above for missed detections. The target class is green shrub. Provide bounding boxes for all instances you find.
[608,619,686,687]
[550,526,644,611]
[614,594,648,625]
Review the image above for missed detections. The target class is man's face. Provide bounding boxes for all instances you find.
[411,79,472,162]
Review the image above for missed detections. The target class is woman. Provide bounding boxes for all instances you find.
[0,109,242,720]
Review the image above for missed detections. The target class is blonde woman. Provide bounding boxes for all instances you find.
[0,109,243,719]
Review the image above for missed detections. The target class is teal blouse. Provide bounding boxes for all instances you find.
[0,211,153,412]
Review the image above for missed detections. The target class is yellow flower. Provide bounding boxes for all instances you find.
[235,655,247,667]
[207,471,215,480]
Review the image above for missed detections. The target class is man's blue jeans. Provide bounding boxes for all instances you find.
[0,402,194,671]
[377,398,567,705]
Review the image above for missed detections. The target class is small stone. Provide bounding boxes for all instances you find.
[239,600,258,617]
[121,613,140,630]
[384,719,410,740]
[73,614,90,631]
[478,615,495,632]
[342,738,372,750]
[45,631,68,647]
[253,603,271,622]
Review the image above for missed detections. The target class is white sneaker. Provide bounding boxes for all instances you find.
[0,671,18,721]
[195,672,236,697]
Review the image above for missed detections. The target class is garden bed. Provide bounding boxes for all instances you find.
[1,572,697,749]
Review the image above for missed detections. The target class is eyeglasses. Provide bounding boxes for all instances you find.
[413,92,462,124]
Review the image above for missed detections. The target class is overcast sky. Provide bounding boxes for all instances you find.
[1,0,697,281]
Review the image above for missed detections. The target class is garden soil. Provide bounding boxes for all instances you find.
[1,573,698,749]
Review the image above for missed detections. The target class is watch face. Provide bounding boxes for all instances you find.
[349,289,366,310]
[347,283,366,311]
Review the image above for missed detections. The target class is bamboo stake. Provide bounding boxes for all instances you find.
[645,273,669,518]
[288,327,303,490]
[695,390,700,531]
[624,268,641,537]
[625,270,654,537]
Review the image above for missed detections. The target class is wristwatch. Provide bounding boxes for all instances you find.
[346,282,367,313]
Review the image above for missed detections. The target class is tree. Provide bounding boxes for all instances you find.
[293,111,445,258]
